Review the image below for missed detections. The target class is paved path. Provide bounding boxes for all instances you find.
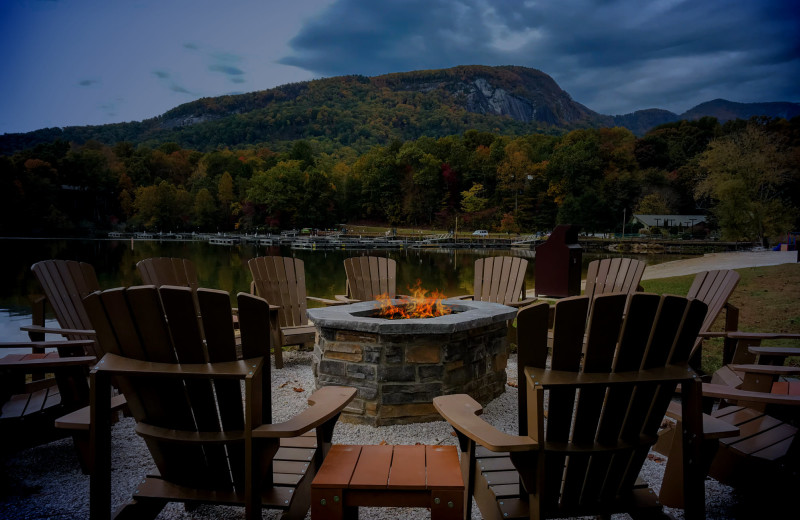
[641,250,798,280]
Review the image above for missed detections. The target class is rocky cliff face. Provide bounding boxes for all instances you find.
[387,66,602,126]
[463,78,538,122]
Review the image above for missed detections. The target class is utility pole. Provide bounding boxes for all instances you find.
[622,208,626,238]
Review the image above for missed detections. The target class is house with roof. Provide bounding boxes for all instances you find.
[631,214,707,232]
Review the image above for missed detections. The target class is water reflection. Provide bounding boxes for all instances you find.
[0,238,689,342]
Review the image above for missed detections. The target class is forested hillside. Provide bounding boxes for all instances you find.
[2,116,798,245]
[3,65,797,156]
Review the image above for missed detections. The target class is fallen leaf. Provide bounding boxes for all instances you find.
[450,432,457,437]
[507,381,518,388]
[279,382,289,388]
[293,387,304,392]
[379,440,388,445]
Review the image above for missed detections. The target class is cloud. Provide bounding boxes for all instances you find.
[99,98,124,117]
[280,0,800,114]
[209,64,244,76]
[208,52,247,83]
[153,70,170,79]
[78,79,99,87]
[170,84,192,94]
[183,42,199,50]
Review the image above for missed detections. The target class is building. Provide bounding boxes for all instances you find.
[631,214,706,232]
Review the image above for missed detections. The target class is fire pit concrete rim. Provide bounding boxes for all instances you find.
[307,298,517,334]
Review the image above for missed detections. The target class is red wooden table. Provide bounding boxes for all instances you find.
[311,444,464,519]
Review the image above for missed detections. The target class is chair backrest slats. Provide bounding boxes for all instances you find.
[344,256,397,300]
[84,285,262,492]
[688,269,740,336]
[584,258,646,303]
[527,290,708,512]
[32,260,99,348]
[472,256,528,304]
[136,257,200,292]
[249,256,308,328]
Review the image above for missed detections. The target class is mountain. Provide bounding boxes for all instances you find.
[612,109,680,136]
[1,66,797,154]
[679,98,800,123]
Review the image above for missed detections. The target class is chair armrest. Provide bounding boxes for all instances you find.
[252,386,356,438]
[56,394,129,431]
[307,296,349,306]
[334,294,359,303]
[664,401,739,440]
[450,294,474,300]
[0,353,96,371]
[702,383,800,406]
[0,339,95,350]
[747,346,800,357]
[20,325,96,337]
[92,353,263,380]
[728,364,800,376]
[433,394,537,452]
[729,332,800,341]
[507,297,538,308]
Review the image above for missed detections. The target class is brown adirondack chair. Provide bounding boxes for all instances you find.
[86,285,356,520]
[0,340,96,452]
[657,333,800,509]
[248,256,341,368]
[23,259,101,357]
[336,256,398,302]
[583,257,646,302]
[434,292,710,520]
[137,256,241,333]
[136,257,200,291]
[13,259,126,472]
[686,269,741,368]
[458,256,536,307]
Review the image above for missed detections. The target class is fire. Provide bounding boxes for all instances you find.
[374,280,452,319]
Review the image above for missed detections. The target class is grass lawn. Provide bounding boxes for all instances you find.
[641,262,800,374]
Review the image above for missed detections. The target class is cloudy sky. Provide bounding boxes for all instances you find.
[2,0,798,134]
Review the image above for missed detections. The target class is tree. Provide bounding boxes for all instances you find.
[635,192,671,214]
[217,171,235,228]
[247,160,305,228]
[497,138,535,215]
[461,183,489,213]
[194,188,217,230]
[696,123,797,244]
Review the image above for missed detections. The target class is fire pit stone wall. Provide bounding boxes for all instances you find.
[308,299,517,426]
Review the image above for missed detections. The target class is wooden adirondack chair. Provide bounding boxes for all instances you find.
[583,257,646,302]
[336,256,397,302]
[657,333,800,509]
[686,269,741,368]
[86,285,356,520]
[248,256,341,368]
[458,256,536,307]
[0,340,96,452]
[23,260,101,357]
[434,292,710,520]
[12,259,126,472]
[136,257,200,291]
[137,256,241,335]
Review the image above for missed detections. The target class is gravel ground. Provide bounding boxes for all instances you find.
[1,350,740,519]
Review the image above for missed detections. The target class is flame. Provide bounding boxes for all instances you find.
[374,279,452,319]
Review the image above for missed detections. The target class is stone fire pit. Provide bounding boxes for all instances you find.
[308,299,517,425]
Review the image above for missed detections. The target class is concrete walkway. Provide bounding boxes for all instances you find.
[641,250,798,280]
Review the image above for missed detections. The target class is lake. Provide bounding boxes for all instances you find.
[0,238,688,343]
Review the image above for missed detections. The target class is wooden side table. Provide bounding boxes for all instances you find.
[311,444,464,519]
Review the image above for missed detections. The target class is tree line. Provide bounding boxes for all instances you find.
[1,116,798,244]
